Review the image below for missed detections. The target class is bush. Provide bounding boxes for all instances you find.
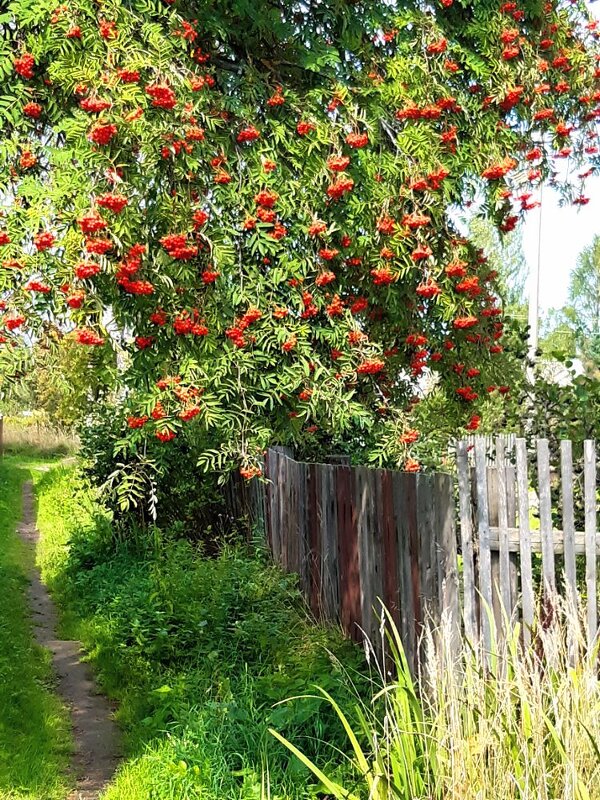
[77,402,232,544]
[34,464,372,799]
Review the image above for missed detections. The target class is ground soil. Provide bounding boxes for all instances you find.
[18,481,120,800]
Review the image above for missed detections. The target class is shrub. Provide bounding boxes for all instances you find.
[34,464,373,799]
[77,401,231,543]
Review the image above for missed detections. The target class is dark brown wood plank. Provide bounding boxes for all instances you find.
[297,461,309,595]
[320,465,339,621]
[336,465,362,640]
[406,473,422,660]
[416,472,436,658]
[435,472,460,659]
[381,470,400,630]
[307,462,322,618]
[264,450,273,550]
[392,472,416,671]
[369,469,385,645]
[270,450,281,563]
[279,453,289,570]
[355,465,374,642]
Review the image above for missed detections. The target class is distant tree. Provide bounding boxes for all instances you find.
[538,237,600,371]
[468,217,528,316]
[568,235,600,366]
[539,308,578,357]
[3,330,116,428]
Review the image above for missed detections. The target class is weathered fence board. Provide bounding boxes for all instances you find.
[337,466,362,641]
[381,470,400,631]
[393,473,417,667]
[226,436,599,666]
[435,472,461,658]
[458,436,599,654]
[537,439,556,596]
[474,439,493,654]
[561,440,577,608]
[456,441,477,644]
[230,448,458,668]
[515,438,534,646]
[496,438,511,618]
[584,440,597,644]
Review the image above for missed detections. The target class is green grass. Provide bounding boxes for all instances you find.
[33,463,372,800]
[0,456,72,800]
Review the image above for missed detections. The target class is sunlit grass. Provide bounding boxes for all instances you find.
[0,457,72,800]
[2,418,78,458]
[273,606,600,799]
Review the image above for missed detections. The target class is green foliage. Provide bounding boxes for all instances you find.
[33,462,373,799]
[3,0,598,471]
[567,235,600,369]
[78,400,233,536]
[502,360,600,533]
[540,312,579,361]
[468,216,528,314]
[538,234,600,375]
[0,457,72,799]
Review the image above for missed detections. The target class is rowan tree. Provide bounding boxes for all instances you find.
[1,0,599,473]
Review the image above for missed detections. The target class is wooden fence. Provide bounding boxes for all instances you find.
[227,447,459,670]
[457,436,599,653]
[450,433,516,465]
[227,436,599,667]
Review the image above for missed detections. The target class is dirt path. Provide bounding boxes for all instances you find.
[18,481,120,800]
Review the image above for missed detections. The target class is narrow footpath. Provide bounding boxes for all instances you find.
[18,481,120,800]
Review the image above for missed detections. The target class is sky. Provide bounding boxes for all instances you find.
[521,174,600,313]
[521,0,600,314]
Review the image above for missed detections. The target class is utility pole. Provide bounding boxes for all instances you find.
[527,184,543,382]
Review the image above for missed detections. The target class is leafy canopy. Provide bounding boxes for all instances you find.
[1,0,600,472]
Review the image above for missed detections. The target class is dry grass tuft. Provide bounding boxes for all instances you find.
[1,415,78,456]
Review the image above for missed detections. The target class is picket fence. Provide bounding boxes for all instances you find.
[226,437,599,666]
[457,435,599,652]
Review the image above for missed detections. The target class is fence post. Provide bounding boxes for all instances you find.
[537,439,556,596]
[584,440,597,646]
[456,441,478,646]
[475,438,493,658]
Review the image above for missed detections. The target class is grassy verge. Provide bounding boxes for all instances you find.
[33,463,371,800]
[1,420,77,458]
[0,456,72,800]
